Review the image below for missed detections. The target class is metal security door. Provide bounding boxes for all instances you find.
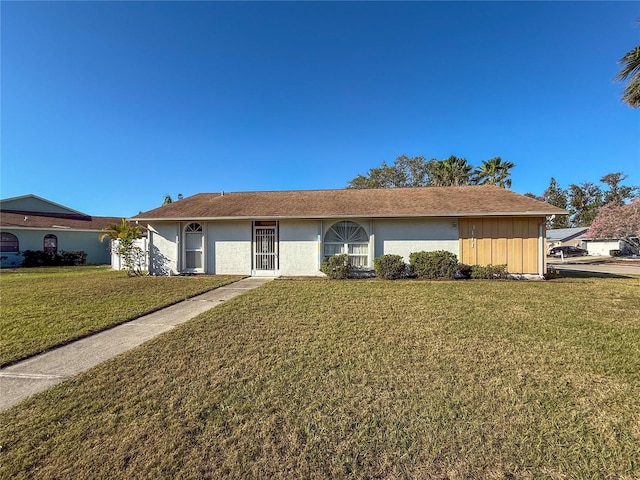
[254,225,277,271]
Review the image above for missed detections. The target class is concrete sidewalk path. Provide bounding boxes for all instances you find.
[0,277,273,412]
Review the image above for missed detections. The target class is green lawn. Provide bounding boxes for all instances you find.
[0,266,242,365]
[1,276,639,478]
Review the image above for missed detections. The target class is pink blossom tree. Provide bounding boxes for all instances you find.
[587,199,640,252]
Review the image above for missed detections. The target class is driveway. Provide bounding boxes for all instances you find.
[549,258,640,277]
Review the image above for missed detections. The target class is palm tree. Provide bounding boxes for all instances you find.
[473,157,515,188]
[614,20,640,108]
[429,156,473,186]
[100,219,143,275]
[99,218,141,243]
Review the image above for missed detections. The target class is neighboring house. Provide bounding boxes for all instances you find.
[546,227,589,251]
[581,238,638,257]
[546,227,638,256]
[0,194,122,267]
[132,186,566,278]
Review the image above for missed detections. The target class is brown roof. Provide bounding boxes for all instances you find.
[133,186,567,221]
[0,212,124,231]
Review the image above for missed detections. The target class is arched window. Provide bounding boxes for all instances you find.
[324,221,369,268]
[1,232,19,252]
[44,234,58,253]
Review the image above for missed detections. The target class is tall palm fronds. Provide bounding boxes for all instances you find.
[473,157,515,188]
[99,219,141,243]
[614,20,640,108]
[429,156,472,187]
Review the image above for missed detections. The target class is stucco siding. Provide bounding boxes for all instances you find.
[209,221,251,275]
[148,223,179,275]
[279,220,321,276]
[373,219,459,261]
[2,228,110,264]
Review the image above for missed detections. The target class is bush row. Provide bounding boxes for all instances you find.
[22,250,87,267]
[320,254,352,279]
[321,250,508,280]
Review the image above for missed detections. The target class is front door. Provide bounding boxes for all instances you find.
[184,222,204,273]
[253,222,278,275]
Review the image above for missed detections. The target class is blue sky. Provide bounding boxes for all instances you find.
[2,1,639,217]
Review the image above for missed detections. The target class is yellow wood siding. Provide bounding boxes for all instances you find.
[459,217,545,274]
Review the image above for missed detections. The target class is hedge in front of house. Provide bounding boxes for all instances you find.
[22,250,87,267]
[374,254,407,280]
[470,264,508,279]
[409,250,459,279]
[321,254,352,279]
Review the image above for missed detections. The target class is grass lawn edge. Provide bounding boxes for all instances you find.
[0,275,247,369]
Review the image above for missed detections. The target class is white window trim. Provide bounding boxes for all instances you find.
[323,220,370,269]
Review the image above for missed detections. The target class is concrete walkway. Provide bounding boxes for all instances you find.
[0,277,273,412]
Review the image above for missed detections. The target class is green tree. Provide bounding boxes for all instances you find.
[524,192,544,201]
[542,178,570,229]
[614,20,640,108]
[346,154,511,189]
[600,172,639,206]
[347,155,438,189]
[472,157,515,188]
[100,219,144,276]
[347,161,408,189]
[429,156,473,187]
[568,182,603,226]
[393,155,433,187]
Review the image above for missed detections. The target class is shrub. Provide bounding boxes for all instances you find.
[609,249,620,257]
[470,264,508,279]
[409,250,458,279]
[544,266,560,280]
[455,263,473,279]
[59,251,87,266]
[22,250,57,267]
[22,250,87,267]
[321,254,352,279]
[374,254,407,280]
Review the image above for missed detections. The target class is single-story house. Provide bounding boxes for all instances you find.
[0,194,122,267]
[581,238,638,257]
[546,227,589,251]
[132,186,567,278]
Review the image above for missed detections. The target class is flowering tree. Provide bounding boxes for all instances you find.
[587,199,640,252]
